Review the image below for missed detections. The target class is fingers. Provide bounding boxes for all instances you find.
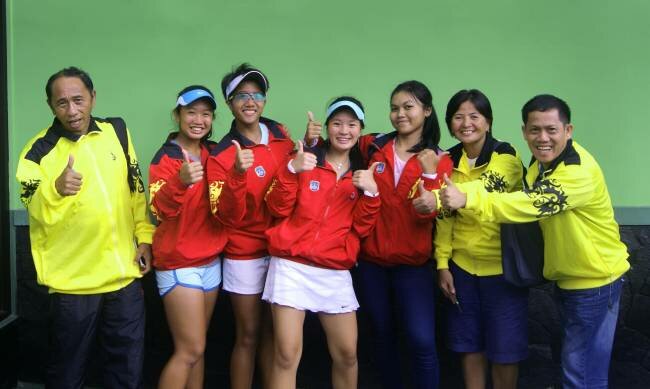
[181,148,191,163]
[443,173,454,187]
[67,154,75,170]
[369,161,381,172]
[231,139,242,152]
[418,180,426,196]
[307,111,315,122]
[297,139,304,154]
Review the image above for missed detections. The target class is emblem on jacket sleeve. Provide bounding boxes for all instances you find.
[20,179,41,206]
[480,170,507,193]
[309,180,320,192]
[375,162,385,174]
[530,178,568,217]
[254,166,266,177]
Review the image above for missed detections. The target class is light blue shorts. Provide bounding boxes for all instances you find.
[155,259,222,297]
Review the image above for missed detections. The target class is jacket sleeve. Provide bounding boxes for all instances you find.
[16,145,73,226]
[126,130,155,245]
[149,154,188,221]
[411,153,454,221]
[464,163,594,223]
[352,193,381,238]
[265,158,299,218]
[433,213,455,269]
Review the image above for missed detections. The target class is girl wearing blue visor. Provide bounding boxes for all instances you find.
[149,85,225,389]
[206,64,294,389]
[264,97,380,389]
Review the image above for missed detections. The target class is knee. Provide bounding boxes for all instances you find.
[274,343,301,370]
[236,325,260,349]
[175,341,205,366]
[331,346,357,369]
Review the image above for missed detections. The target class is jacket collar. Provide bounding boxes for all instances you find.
[51,117,101,141]
[531,139,581,176]
[448,132,496,168]
[226,117,287,147]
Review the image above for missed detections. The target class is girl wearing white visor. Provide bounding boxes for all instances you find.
[264,97,380,389]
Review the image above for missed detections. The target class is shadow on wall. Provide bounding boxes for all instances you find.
[5,225,650,389]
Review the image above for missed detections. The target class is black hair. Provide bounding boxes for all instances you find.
[323,96,365,172]
[521,94,571,125]
[169,85,216,143]
[445,89,493,136]
[220,63,269,100]
[45,66,94,104]
[390,80,441,152]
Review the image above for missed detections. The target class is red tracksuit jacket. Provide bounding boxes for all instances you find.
[265,146,381,270]
[358,132,453,266]
[149,140,226,270]
[206,117,294,259]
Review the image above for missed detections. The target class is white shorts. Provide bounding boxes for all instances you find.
[222,256,270,295]
[155,259,222,297]
[262,257,359,314]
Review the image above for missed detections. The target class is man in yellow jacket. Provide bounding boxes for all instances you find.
[16,66,155,388]
[440,94,629,389]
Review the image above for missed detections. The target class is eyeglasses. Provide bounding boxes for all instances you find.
[229,92,266,103]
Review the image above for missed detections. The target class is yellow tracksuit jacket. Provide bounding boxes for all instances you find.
[435,135,523,276]
[16,117,155,294]
[462,140,629,289]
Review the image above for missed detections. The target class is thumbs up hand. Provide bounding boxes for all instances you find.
[352,161,380,194]
[439,174,466,210]
[417,149,448,175]
[232,140,254,173]
[179,149,204,186]
[289,140,317,173]
[55,154,83,196]
[412,179,437,214]
[304,111,322,146]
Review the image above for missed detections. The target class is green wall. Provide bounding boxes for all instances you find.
[8,0,650,210]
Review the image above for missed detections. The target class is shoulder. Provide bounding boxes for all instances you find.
[151,141,183,165]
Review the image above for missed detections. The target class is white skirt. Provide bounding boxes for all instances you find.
[262,256,359,314]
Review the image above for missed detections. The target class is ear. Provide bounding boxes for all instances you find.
[47,99,55,115]
[424,105,433,118]
[172,110,180,124]
[565,123,574,138]
[90,90,97,109]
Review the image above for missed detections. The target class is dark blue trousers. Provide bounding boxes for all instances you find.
[355,260,439,389]
[46,279,145,389]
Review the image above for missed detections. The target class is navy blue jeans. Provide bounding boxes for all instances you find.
[355,260,439,389]
[556,277,623,389]
[46,279,145,389]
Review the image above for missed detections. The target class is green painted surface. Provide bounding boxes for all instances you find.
[7,0,650,213]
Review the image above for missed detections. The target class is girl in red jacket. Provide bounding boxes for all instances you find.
[149,85,226,389]
[305,81,453,389]
[206,64,294,389]
[264,97,380,389]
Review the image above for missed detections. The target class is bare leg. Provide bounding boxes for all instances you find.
[269,304,305,389]
[462,352,487,389]
[229,293,263,389]
[186,289,219,389]
[318,312,358,389]
[491,362,518,389]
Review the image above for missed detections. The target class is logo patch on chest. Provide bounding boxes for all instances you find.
[375,162,385,173]
[349,191,357,200]
[254,166,266,177]
[309,180,320,192]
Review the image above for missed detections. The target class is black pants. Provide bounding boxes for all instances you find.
[46,279,145,389]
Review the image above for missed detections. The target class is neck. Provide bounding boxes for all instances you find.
[236,121,261,143]
[395,130,422,152]
[174,134,201,155]
[326,148,350,169]
[463,136,486,159]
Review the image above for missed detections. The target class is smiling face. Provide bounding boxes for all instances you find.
[175,99,214,143]
[450,100,490,152]
[327,110,362,153]
[227,80,266,127]
[48,76,96,135]
[523,109,573,167]
[390,91,431,137]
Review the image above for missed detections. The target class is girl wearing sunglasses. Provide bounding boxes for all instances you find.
[206,63,294,389]
[150,85,225,389]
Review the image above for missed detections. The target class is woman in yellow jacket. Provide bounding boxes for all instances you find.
[434,89,526,389]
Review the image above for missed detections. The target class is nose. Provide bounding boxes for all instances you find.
[67,101,79,115]
[462,116,471,127]
[538,129,550,141]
